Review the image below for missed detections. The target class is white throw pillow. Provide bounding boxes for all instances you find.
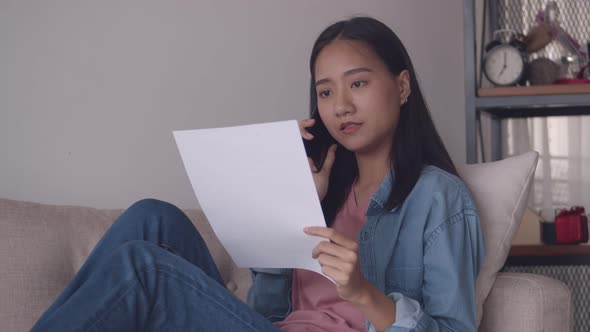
[457,151,539,326]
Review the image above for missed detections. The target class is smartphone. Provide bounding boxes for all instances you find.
[302,112,337,172]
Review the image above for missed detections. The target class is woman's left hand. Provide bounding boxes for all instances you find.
[304,226,371,303]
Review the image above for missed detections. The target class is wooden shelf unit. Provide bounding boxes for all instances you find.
[463,0,590,163]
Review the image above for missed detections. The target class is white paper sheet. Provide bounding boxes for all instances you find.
[173,120,327,276]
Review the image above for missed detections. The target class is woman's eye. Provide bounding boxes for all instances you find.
[318,90,332,98]
[351,80,367,88]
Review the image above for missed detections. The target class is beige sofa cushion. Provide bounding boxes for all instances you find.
[0,199,117,332]
[479,272,572,332]
[0,198,243,332]
[457,151,539,326]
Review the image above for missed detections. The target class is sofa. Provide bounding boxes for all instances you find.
[0,152,572,331]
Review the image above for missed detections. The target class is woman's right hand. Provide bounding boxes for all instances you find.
[299,118,337,202]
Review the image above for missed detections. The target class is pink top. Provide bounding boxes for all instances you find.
[274,186,376,332]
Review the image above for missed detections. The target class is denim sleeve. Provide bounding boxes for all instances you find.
[367,211,485,332]
[246,268,293,323]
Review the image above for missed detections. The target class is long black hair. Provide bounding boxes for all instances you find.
[305,16,458,226]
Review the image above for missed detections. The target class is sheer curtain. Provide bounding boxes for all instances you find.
[503,117,590,220]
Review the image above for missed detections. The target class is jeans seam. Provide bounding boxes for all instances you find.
[153,266,269,332]
[85,263,271,332]
[84,278,142,331]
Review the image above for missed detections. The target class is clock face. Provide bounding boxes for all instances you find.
[483,45,524,86]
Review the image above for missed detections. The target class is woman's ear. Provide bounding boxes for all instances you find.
[398,70,411,104]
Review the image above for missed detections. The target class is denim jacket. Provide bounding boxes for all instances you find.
[247,165,486,331]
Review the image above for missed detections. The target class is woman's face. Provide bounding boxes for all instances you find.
[314,39,410,156]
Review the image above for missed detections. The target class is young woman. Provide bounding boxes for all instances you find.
[32,16,485,332]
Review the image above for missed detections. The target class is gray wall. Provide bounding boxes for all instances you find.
[0,0,466,209]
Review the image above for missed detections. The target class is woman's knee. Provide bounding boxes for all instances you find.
[107,199,204,256]
[128,198,180,216]
[118,198,191,229]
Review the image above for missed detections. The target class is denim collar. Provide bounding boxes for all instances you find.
[366,169,396,216]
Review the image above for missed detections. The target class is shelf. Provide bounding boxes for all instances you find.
[506,243,590,266]
[476,85,590,110]
[478,84,590,97]
[462,0,590,162]
[510,244,590,257]
[481,104,590,118]
[475,92,590,109]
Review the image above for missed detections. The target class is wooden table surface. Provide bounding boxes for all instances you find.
[510,243,590,256]
[507,241,590,266]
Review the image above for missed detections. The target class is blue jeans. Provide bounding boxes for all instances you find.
[31,199,281,332]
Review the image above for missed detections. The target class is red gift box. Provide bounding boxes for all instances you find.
[554,206,589,244]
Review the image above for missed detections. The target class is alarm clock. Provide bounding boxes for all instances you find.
[483,30,528,86]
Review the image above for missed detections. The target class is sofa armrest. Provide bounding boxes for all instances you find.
[479,272,572,332]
